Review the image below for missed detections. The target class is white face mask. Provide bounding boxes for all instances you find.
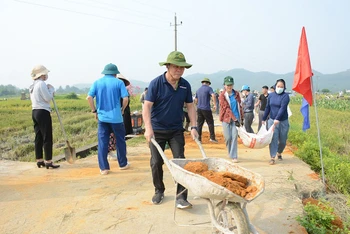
[276,87,284,94]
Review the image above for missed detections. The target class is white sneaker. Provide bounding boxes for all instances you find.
[119,163,130,170]
[100,169,109,175]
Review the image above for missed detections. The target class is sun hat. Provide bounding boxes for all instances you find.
[223,76,234,85]
[241,85,250,91]
[159,51,192,68]
[117,73,130,86]
[220,88,224,92]
[201,78,211,85]
[102,63,120,75]
[31,65,50,80]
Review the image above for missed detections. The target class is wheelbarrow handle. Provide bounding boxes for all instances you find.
[194,138,208,158]
[150,138,173,171]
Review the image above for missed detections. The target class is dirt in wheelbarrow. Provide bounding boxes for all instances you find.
[184,161,258,199]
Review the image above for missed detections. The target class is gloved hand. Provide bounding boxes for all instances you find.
[234,120,240,127]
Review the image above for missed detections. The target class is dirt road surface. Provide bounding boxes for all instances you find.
[0,117,318,234]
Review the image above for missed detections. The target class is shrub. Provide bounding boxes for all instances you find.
[65,92,79,99]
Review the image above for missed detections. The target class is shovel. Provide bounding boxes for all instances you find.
[52,98,76,164]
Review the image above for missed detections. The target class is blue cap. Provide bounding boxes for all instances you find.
[241,85,250,91]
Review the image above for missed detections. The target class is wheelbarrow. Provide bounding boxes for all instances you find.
[151,138,265,234]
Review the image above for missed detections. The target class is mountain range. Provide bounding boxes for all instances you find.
[73,68,350,93]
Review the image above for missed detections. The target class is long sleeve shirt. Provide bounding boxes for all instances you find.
[242,93,255,113]
[263,91,290,121]
[29,79,55,112]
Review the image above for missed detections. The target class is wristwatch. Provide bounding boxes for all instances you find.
[191,126,198,131]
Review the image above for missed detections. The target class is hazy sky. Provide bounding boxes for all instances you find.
[0,0,349,89]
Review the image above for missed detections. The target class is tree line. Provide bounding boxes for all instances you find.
[0,85,89,97]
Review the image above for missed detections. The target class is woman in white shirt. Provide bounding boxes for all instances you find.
[29,65,59,169]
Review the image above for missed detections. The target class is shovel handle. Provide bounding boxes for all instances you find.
[52,98,69,142]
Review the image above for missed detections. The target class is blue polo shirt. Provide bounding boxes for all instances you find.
[146,72,193,130]
[88,75,129,123]
[195,85,214,111]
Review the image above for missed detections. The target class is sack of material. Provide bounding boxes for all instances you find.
[238,124,274,149]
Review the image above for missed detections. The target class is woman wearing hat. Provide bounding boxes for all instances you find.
[29,65,60,169]
[219,76,243,163]
[262,79,290,165]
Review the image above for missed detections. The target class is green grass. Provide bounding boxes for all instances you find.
[0,94,143,161]
[288,98,350,195]
[126,136,146,147]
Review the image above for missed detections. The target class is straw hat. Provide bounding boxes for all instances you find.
[31,65,49,80]
[117,73,130,86]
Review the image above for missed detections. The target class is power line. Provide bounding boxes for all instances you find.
[73,0,170,22]
[130,0,174,13]
[13,0,166,30]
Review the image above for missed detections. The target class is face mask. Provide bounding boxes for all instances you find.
[268,90,272,94]
[276,87,284,94]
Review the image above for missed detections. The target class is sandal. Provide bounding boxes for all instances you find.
[269,159,275,165]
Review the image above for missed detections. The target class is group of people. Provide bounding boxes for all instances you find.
[29,50,290,210]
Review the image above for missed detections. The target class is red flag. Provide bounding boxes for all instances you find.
[293,27,313,106]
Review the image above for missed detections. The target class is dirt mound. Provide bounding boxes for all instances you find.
[184,161,258,199]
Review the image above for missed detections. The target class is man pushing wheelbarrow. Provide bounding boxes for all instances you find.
[143,51,199,209]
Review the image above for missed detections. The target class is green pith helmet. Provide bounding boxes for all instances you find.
[159,51,192,69]
[201,78,211,85]
[101,63,120,75]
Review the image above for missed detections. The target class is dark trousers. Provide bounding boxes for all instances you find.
[32,109,53,161]
[244,112,254,133]
[149,129,187,200]
[197,108,216,141]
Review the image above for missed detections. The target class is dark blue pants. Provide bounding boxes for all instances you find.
[98,121,127,170]
[149,129,187,200]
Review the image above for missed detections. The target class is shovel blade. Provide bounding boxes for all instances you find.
[64,147,76,164]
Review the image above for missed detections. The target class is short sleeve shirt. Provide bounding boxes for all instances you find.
[195,85,214,111]
[145,73,193,130]
[88,75,128,123]
[259,94,268,111]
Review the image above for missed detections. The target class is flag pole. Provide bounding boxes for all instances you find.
[311,76,326,186]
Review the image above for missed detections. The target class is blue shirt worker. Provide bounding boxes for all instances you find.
[241,85,255,133]
[143,51,198,209]
[87,63,129,175]
[262,79,290,165]
[194,78,218,143]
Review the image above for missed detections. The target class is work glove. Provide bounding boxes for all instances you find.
[234,120,240,127]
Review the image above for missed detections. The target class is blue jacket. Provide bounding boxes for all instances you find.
[263,91,290,121]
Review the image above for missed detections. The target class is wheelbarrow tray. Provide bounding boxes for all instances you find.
[169,157,265,204]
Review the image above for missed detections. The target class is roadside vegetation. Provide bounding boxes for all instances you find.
[288,95,350,231]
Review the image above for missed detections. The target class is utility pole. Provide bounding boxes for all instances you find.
[170,13,182,51]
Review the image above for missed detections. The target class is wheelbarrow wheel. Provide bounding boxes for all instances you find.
[214,201,249,234]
